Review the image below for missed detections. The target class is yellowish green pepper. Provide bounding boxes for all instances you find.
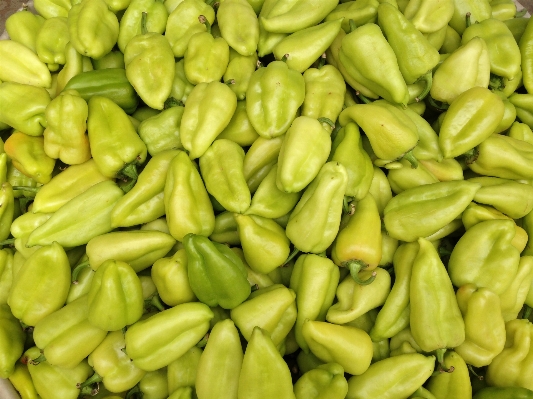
[35,17,70,72]
[0,304,25,379]
[5,9,45,54]
[294,363,348,399]
[243,136,284,193]
[0,40,51,88]
[259,0,338,33]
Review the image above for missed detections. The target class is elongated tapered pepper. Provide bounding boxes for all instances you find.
[243,136,284,193]
[167,346,202,394]
[339,23,409,105]
[164,151,215,240]
[0,304,25,378]
[26,180,124,247]
[387,159,439,194]
[246,60,305,139]
[217,0,259,56]
[87,95,147,181]
[331,194,383,284]
[8,242,70,326]
[124,302,213,371]
[67,0,119,60]
[32,295,107,369]
[56,42,94,95]
[259,0,338,33]
[402,0,454,34]
[0,249,13,305]
[499,256,533,322]
[276,116,331,193]
[430,37,490,104]
[520,16,533,94]
[63,68,138,114]
[0,40,51,88]
[474,387,533,399]
[286,162,348,254]
[325,0,379,32]
[410,237,465,352]
[0,183,14,242]
[347,353,435,399]
[384,181,480,242]
[294,363,348,399]
[449,0,492,34]
[7,362,40,399]
[223,51,259,102]
[339,101,419,166]
[426,351,472,398]
[486,318,533,389]
[183,234,251,309]
[111,150,179,228]
[378,2,439,99]
[453,284,506,367]
[5,9,45,54]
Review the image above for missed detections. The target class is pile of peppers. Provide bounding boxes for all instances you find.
[2,0,533,397]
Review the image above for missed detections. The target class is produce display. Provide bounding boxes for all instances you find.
[2,0,533,398]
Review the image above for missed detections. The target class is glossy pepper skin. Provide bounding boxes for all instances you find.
[217,0,259,56]
[32,295,107,369]
[486,319,533,390]
[63,68,139,114]
[125,302,213,372]
[403,0,454,33]
[43,90,91,165]
[164,151,215,241]
[410,237,465,352]
[0,40,51,88]
[520,16,533,94]
[8,243,70,326]
[87,95,147,180]
[0,183,14,243]
[439,87,505,158]
[26,180,124,248]
[276,116,332,193]
[180,81,237,160]
[56,42,94,95]
[246,60,305,139]
[426,351,472,398]
[339,23,409,105]
[238,327,296,399]
[167,346,202,394]
[243,136,284,193]
[151,249,196,307]
[68,0,119,60]
[473,387,533,399]
[0,304,25,378]
[346,353,435,399]
[195,319,243,399]
[223,52,259,102]
[35,17,70,72]
[138,106,185,156]
[183,234,251,309]
[286,162,348,254]
[448,219,520,295]
[7,362,40,399]
[294,363,348,399]
[5,9,45,54]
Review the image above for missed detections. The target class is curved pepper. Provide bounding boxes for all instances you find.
[217,0,259,56]
[243,136,284,193]
[125,302,213,371]
[473,387,533,399]
[151,249,196,307]
[403,0,454,34]
[325,0,379,32]
[7,362,40,399]
[509,93,533,129]
[183,234,251,309]
[0,40,51,88]
[426,351,472,398]
[167,346,202,394]
[294,363,348,399]
[259,0,338,33]
[5,9,45,54]
[449,0,492,34]
[56,42,94,95]
[138,106,185,156]
[285,162,348,254]
[0,304,25,378]
[499,256,533,322]
[520,16,533,94]
[387,159,439,194]
[35,17,70,72]
[209,212,240,246]
[0,183,14,243]
[509,121,533,145]
[0,249,13,305]
[410,237,465,352]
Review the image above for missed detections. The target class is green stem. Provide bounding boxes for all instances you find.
[145,294,165,312]
[0,238,15,246]
[118,163,139,193]
[141,12,148,35]
[283,248,300,265]
[125,385,143,399]
[516,8,528,17]
[523,304,532,320]
[281,53,289,62]
[164,97,183,109]
[225,79,236,86]
[489,74,505,91]
[463,148,479,165]
[344,260,377,285]
[355,91,372,104]
[196,333,209,348]
[18,197,31,214]
[415,71,432,102]
[77,372,102,389]
[29,353,46,365]
[465,12,471,28]
[349,19,357,33]
[468,365,484,380]
[11,186,40,195]
[317,53,326,69]
[435,348,454,373]
[199,15,211,34]
[317,117,335,129]
[71,260,90,284]
[438,246,452,257]
[402,150,418,169]
[427,96,449,111]
[79,385,99,397]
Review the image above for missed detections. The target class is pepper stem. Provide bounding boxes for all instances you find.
[283,248,300,265]
[402,150,418,169]
[355,91,372,104]
[317,117,335,129]
[196,333,209,348]
[29,353,46,365]
[463,148,479,165]
[125,385,142,399]
[317,53,326,69]
[164,97,183,109]
[349,19,357,33]
[427,96,449,111]
[489,74,505,91]
[435,348,454,373]
[79,384,99,397]
[145,294,166,312]
[77,372,103,389]
[11,186,40,195]
[140,12,148,35]
[343,260,377,285]
[281,53,289,62]
[465,12,471,28]
[415,71,432,102]
[0,238,15,247]
[71,260,90,284]
[516,8,528,17]
[118,163,139,193]
[523,304,532,320]
[468,365,484,380]
[199,15,211,34]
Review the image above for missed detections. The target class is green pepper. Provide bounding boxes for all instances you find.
[439,87,505,158]
[294,363,348,399]
[325,0,379,32]
[402,0,454,34]
[367,166,392,217]
[285,162,348,254]
[33,0,71,18]
[43,90,91,165]
[167,346,202,394]
[8,242,70,326]
[151,249,196,307]
[180,81,237,160]
[410,237,465,352]
[430,37,490,104]
[216,100,259,146]
[217,0,259,56]
[164,151,215,241]
[426,351,472,398]
[486,318,533,389]
[449,0,492,34]
[68,0,119,60]
[63,68,139,114]
[0,249,13,305]
[32,295,107,369]
[378,2,439,98]
[474,387,533,399]
[272,19,343,73]
[26,180,124,248]
[194,320,242,399]
[440,25,462,54]
[238,327,295,399]
[383,181,480,242]
[111,150,179,228]
[24,346,93,399]
[222,52,257,102]
[500,256,533,322]
[7,361,40,399]
[0,183,14,243]
[209,212,240,246]
[92,50,125,71]
[243,136,284,193]
[520,16,533,94]
[259,0,338,33]
[5,8,45,54]
[0,40,51,88]
[276,116,331,193]
[509,121,533,145]
[387,159,439,194]
[257,10,288,58]
[35,17,70,72]
[124,302,213,371]
[117,0,168,53]
[56,42,94,95]
[183,234,251,309]
[510,93,533,129]
[0,304,25,379]
[246,60,305,139]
